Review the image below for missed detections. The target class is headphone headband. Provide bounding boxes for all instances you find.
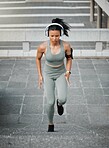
[45,23,64,37]
[45,23,64,30]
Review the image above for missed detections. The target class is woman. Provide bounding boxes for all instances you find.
[36,18,73,132]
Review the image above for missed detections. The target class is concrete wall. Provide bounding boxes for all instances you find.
[0,29,109,57]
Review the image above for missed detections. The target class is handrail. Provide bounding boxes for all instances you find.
[94,0,109,16]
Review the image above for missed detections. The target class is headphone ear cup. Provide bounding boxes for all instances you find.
[45,29,48,37]
[61,29,64,36]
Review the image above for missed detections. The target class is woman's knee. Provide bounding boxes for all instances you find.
[58,96,67,105]
[47,99,55,107]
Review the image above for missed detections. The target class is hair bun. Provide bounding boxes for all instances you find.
[52,18,70,37]
[52,18,62,24]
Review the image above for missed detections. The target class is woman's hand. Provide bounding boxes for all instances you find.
[64,71,71,86]
[38,75,43,89]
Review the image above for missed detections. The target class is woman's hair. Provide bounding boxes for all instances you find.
[48,18,70,37]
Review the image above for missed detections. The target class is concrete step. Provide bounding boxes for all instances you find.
[0,1,90,7]
[0,0,92,29]
[0,15,92,22]
[0,18,96,29]
[0,23,85,29]
[0,6,91,10]
[0,8,90,15]
[0,0,97,54]
[0,0,95,28]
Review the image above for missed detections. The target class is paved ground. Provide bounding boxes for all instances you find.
[0,57,109,148]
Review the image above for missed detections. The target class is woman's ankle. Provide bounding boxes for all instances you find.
[49,122,54,125]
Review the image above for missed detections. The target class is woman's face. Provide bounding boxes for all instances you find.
[49,30,61,44]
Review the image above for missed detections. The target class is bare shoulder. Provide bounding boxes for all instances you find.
[62,40,71,52]
[37,41,47,53]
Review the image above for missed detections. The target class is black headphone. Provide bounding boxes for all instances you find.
[45,23,64,37]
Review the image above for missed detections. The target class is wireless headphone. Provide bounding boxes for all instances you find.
[45,23,64,37]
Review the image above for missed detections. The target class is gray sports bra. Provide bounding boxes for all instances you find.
[45,40,65,67]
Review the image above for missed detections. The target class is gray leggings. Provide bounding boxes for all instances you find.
[44,73,68,123]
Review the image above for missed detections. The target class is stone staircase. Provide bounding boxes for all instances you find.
[0,0,96,52]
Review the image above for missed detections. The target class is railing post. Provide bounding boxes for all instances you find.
[97,4,102,28]
[95,42,103,52]
[22,42,30,51]
[106,42,109,49]
[107,16,109,28]
[90,0,95,22]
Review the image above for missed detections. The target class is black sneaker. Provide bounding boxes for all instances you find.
[57,99,64,116]
[48,124,54,132]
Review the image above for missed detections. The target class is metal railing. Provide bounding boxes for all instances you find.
[94,0,109,16]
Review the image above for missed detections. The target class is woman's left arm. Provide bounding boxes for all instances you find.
[64,43,73,82]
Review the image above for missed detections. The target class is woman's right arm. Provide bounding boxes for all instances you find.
[36,44,44,88]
